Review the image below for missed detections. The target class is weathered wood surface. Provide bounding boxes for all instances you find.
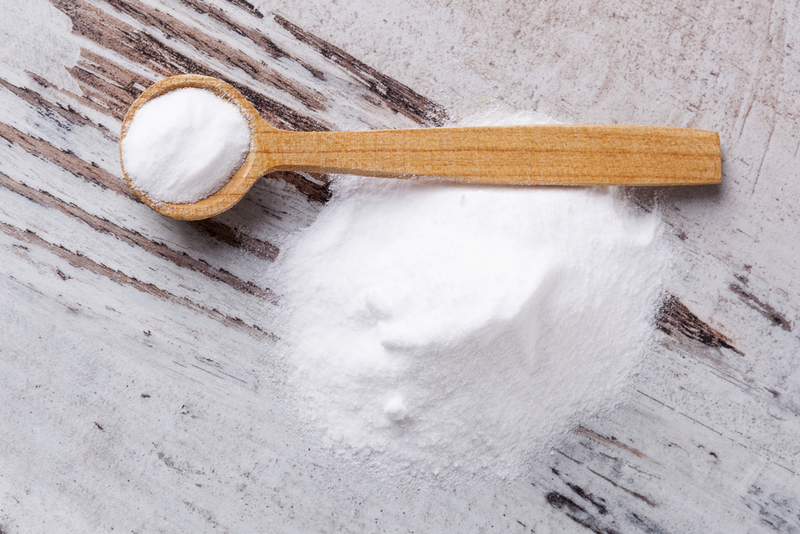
[0,0,798,532]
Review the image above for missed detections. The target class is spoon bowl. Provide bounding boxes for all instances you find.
[121,75,270,220]
[121,75,721,221]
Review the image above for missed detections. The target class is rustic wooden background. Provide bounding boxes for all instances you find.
[1,0,798,532]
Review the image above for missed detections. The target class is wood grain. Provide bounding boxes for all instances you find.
[0,0,798,532]
[257,124,720,184]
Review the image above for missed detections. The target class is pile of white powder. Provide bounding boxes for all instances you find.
[120,90,668,477]
[121,88,251,204]
[273,170,667,479]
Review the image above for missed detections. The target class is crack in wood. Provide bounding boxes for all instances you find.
[0,122,136,199]
[0,218,277,341]
[656,294,744,355]
[0,77,116,142]
[179,0,326,81]
[268,170,332,204]
[67,48,156,122]
[550,465,612,517]
[0,169,279,303]
[546,492,621,534]
[190,219,279,262]
[274,13,447,127]
[566,482,609,515]
[222,0,263,19]
[573,426,650,460]
[586,467,658,508]
[729,283,792,332]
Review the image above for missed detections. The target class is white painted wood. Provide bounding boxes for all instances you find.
[0,0,798,532]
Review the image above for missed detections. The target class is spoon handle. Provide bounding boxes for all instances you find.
[254,124,720,185]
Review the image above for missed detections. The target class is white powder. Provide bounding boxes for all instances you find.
[121,88,251,204]
[383,395,409,422]
[274,168,667,479]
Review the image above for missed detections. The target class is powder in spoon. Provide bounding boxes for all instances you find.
[121,88,251,204]
[274,173,667,480]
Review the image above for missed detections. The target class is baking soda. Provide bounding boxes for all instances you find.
[274,171,667,478]
[121,88,250,204]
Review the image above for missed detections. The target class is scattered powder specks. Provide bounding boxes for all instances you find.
[274,171,668,479]
[121,88,251,204]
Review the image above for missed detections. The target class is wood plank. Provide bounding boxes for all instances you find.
[0,0,798,532]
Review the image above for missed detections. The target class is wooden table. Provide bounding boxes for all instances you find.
[1,1,798,532]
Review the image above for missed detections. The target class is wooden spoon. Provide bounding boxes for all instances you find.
[120,75,721,221]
